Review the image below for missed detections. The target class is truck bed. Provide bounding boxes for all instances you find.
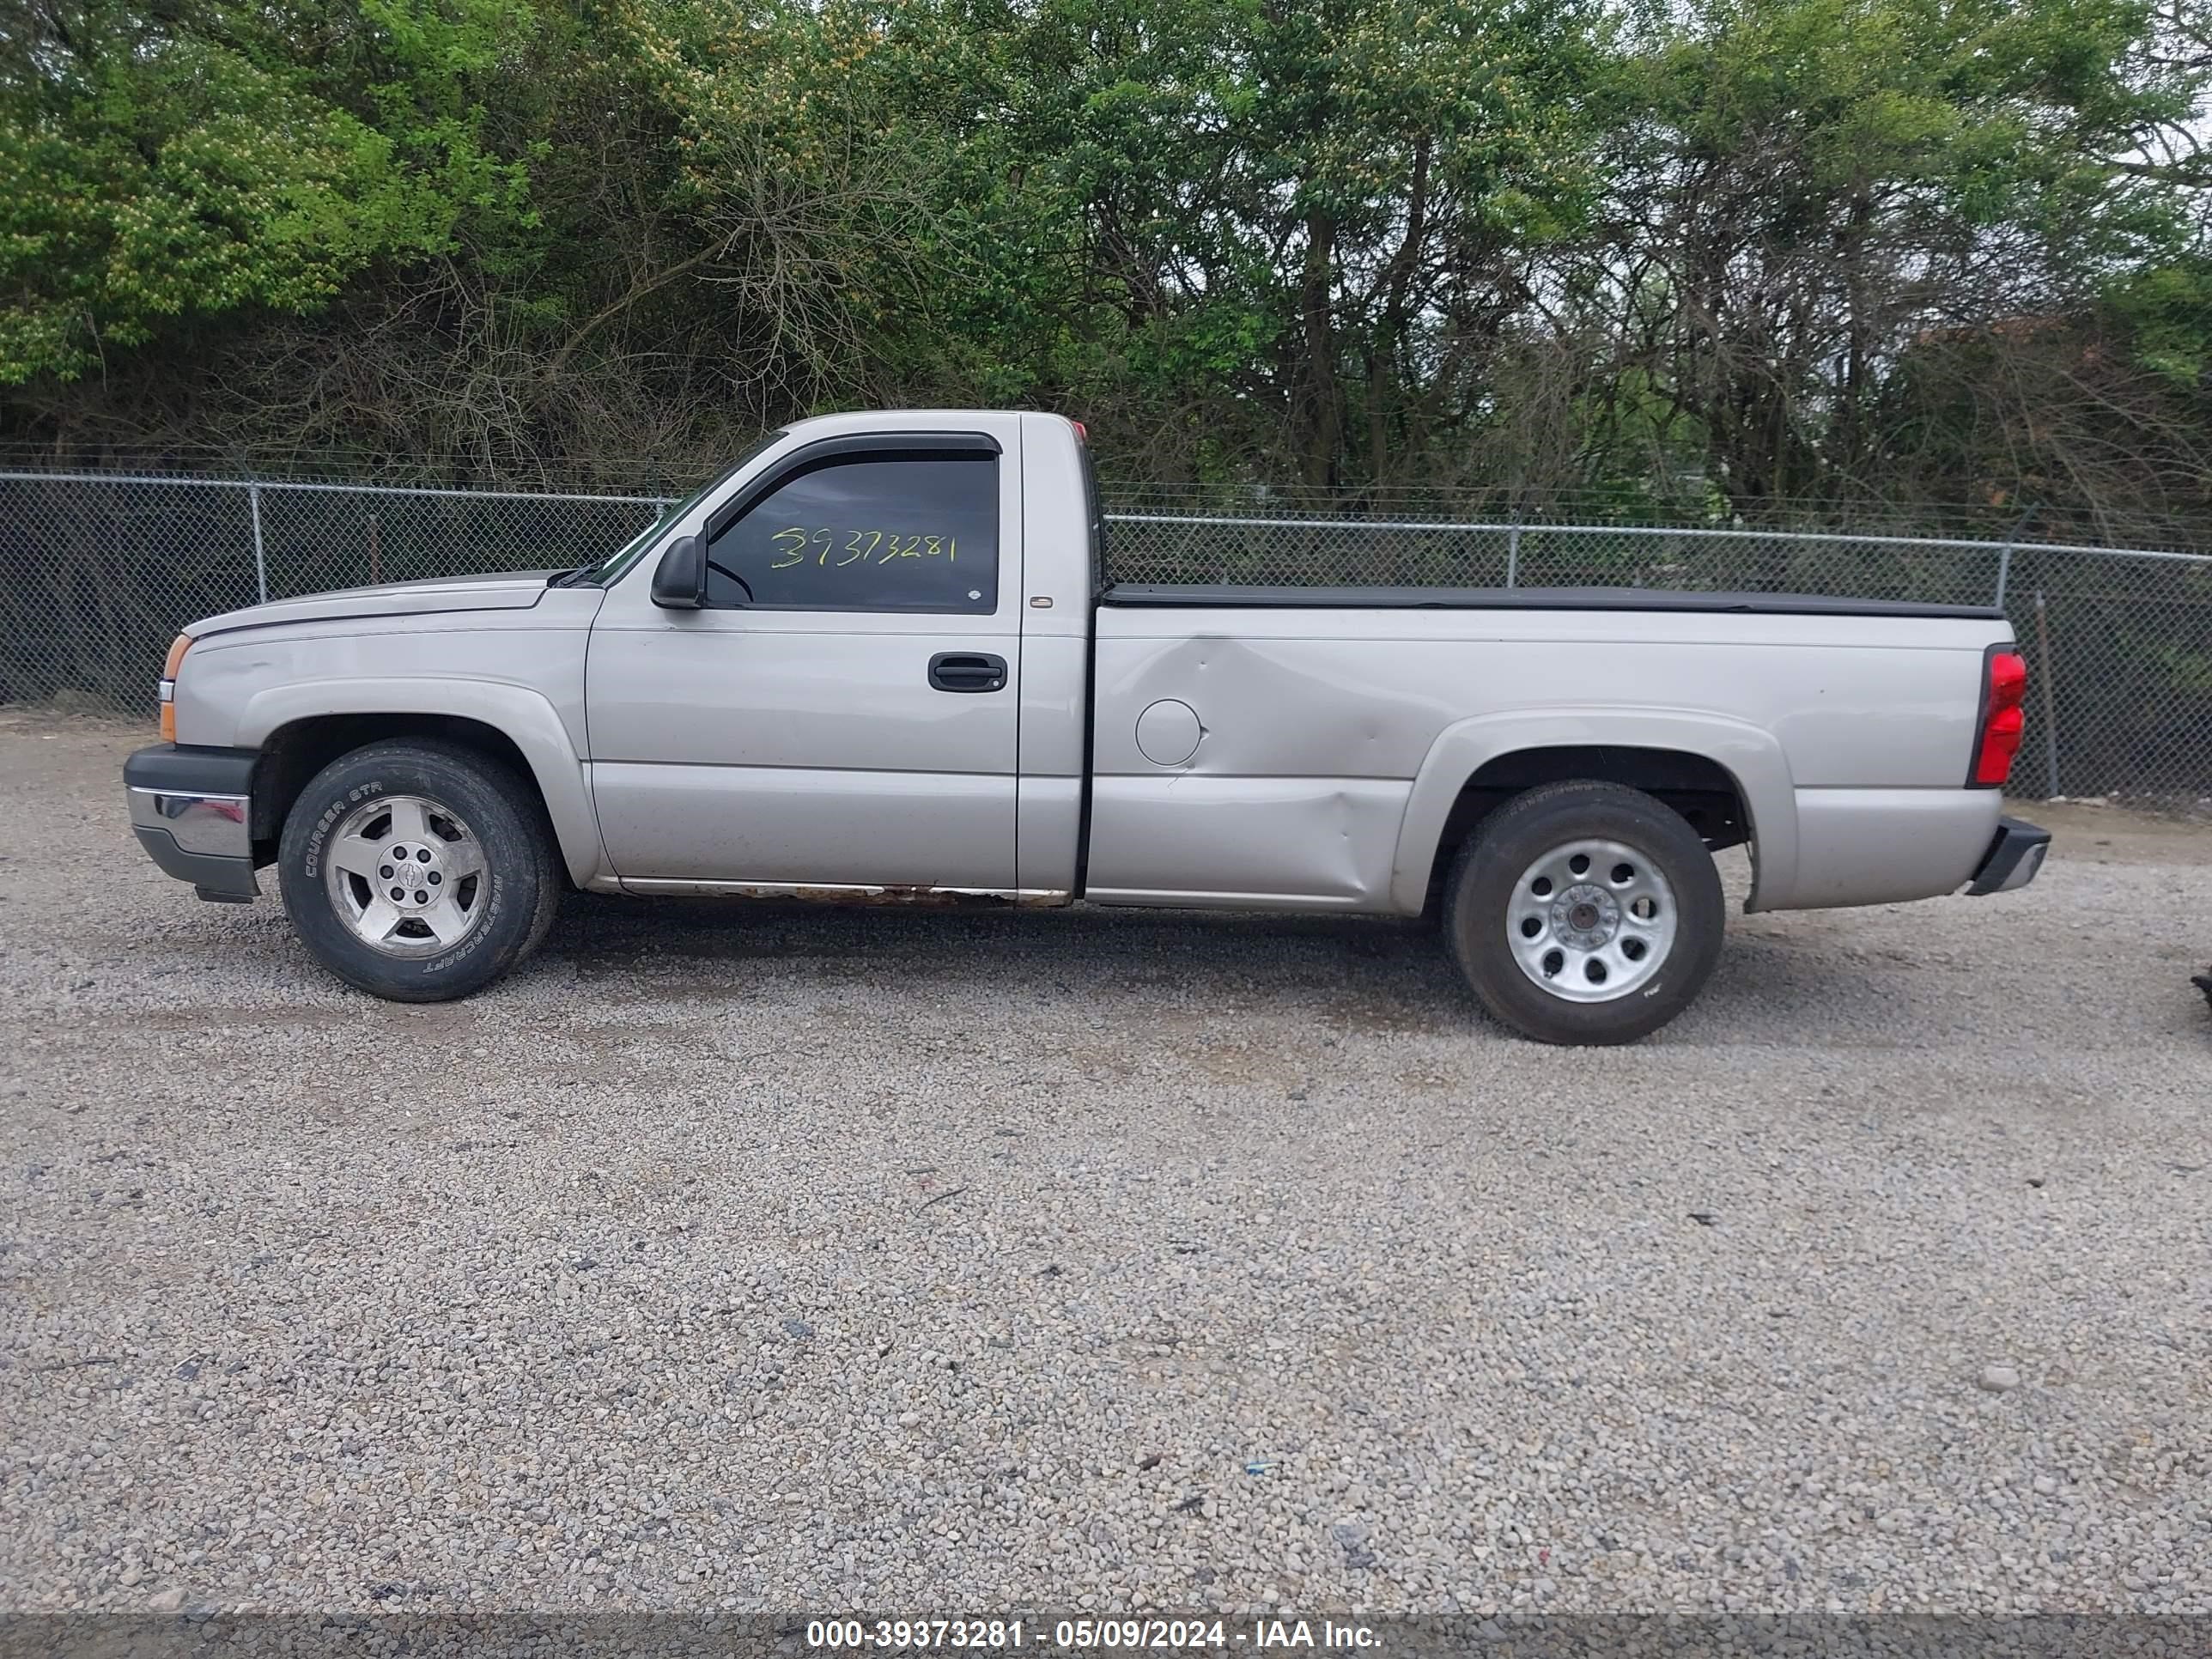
[1085,582,2015,917]
[1101,583,2004,621]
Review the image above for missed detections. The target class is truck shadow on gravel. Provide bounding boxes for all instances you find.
[529,891,1901,1048]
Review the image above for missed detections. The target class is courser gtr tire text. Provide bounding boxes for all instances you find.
[1445,780,1725,1045]
[276,739,560,1002]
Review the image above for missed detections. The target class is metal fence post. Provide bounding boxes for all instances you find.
[248,479,270,605]
[2033,590,2061,799]
[1505,521,1521,589]
[1994,504,2034,611]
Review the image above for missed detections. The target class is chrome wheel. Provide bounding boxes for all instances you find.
[1506,836,1677,1003]
[320,793,489,958]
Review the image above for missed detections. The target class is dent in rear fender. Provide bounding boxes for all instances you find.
[232,677,608,887]
[1385,708,1799,915]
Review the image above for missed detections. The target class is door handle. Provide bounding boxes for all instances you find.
[928,652,1008,693]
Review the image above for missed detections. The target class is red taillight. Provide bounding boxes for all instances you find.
[1071,420,1088,443]
[1973,650,2028,786]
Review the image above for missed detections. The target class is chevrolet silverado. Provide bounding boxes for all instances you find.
[125,410,2049,1042]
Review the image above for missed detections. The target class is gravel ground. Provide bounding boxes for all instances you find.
[3,711,2209,1620]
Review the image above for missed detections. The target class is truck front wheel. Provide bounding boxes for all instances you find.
[1445,780,1724,1045]
[276,739,561,1002]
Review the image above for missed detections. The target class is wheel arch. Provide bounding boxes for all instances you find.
[237,681,605,887]
[1389,711,1799,916]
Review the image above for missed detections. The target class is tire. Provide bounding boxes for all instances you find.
[1444,780,1724,1045]
[277,739,561,1002]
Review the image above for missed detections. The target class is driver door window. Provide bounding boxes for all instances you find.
[706,453,999,614]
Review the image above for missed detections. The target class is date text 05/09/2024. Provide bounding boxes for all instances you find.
[803,1620,1383,1651]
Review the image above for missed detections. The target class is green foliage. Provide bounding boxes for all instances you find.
[1574,0,2209,514]
[0,0,2206,537]
[0,0,536,381]
[2109,258,2212,387]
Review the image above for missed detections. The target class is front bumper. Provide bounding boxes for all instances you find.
[125,744,260,901]
[1965,814,2051,896]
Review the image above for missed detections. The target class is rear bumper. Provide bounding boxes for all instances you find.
[1966,815,2051,896]
[125,744,260,901]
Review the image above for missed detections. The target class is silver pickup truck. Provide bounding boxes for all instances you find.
[125,410,2049,1042]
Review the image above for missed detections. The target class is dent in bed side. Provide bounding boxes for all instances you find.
[229,678,609,888]
[1388,710,1799,917]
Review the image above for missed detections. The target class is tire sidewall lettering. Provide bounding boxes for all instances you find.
[301,781,383,879]
[422,878,504,975]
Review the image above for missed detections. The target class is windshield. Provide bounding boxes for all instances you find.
[569,432,784,586]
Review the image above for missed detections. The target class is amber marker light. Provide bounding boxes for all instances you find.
[158,634,192,741]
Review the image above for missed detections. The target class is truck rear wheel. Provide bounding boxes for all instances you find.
[1445,780,1724,1045]
[277,739,560,1002]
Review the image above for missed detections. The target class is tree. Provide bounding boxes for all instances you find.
[0,0,2204,544]
[0,0,537,382]
[1580,0,2205,517]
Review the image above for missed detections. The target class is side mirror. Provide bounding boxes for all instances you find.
[650,535,706,609]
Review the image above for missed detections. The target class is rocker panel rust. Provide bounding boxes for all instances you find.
[617,879,1070,908]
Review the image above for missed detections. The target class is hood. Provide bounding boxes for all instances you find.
[189,570,560,640]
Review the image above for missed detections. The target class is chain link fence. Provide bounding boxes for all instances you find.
[3,470,2209,804]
